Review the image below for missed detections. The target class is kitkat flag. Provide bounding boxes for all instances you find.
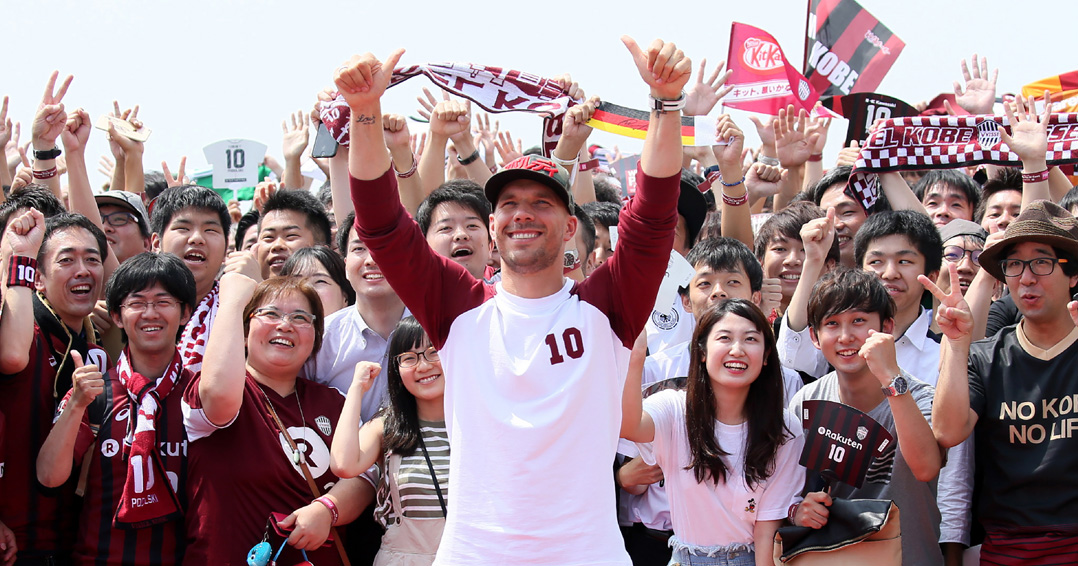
[723,22,824,116]
[805,0,905,97]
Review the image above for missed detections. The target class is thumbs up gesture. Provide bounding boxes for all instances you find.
[69,351,104,410]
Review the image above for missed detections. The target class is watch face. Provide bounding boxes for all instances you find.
[893,375,909,395]
[563,249,579,269]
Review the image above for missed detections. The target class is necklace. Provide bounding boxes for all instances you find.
[260,383,307,465]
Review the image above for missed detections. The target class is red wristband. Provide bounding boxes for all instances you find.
[1021,169,1050,183]
[393,153,418,179]
[314,496,339,526]
[6,256,38,288]
[578,158,601,172]
[32,167,58,180]
[722,190,748,207]
[807,154,823,162]
[788,501,800,524]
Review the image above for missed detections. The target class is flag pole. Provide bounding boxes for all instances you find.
[803,0,812,72]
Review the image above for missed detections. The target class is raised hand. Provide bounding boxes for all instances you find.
[919,262,974,341]
[221,243,263,288]
[32,71,73,150]
[805,115,831,155]
[349,361,381,394]
[861,329,900,384]
[382,114,411,152]
[430,98,471,140]
[333,49,405,109]
[954,54,998,115]
[410,132,426,161]
[621,36,692,100]
[744,162,784,203]
[473,112,499,152]
[683,58,733,116]
[551,73,585,101]
[60,108,92,154]
[1000,92,1050,164]
[559,96,600,151]
[713,115,745,171]
[774,106,820,168]
[161,157,188,187]
[282,110,310,162]
[759,277,783,318]
[3,207,45,256]
[748,115,777,148]
[800,207,836,265]
[494,130,523,166]
[0,97,13,150]
[835,140,861,167]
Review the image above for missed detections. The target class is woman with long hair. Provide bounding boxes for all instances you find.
[181,250,367,566]
[331,316,448,566]
[622,299,805,566]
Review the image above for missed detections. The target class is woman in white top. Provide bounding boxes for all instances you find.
[622,299,805,566]
[331,316,448,566]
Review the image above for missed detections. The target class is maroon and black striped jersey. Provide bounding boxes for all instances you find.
[799,400,893,489]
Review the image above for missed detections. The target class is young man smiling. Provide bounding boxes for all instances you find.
[255,190,332,278]
[338,37,698,565]
[0,210,110,562]
[37,252,197,566]
[150,185,231,373]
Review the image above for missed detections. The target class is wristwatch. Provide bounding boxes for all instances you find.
[33,146,62,161]
[882,373,909,397]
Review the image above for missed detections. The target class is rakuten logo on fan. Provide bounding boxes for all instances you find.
[742,38,783,72]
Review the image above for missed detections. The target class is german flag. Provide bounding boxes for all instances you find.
[587,102,719,146]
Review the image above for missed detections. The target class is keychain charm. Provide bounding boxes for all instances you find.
[247,541,271,566]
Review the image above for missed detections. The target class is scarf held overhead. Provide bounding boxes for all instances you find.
[847,113,1078,211]
[319,62,576,157]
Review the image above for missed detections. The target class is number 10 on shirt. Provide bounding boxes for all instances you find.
[545,328,584,365]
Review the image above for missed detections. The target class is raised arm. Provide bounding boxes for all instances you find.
[785,209,835,332]
[30,71,72,201]
[62,109,118,278]
[714,115,750,247]
[1000,93,1051,209]
[622,36,691,178]
[920,264,978,448]
[196,247,262,426]
[552,96,600,205]
[0,97,13,193]
[281,110,310,190]
[0,208,45,374]
[383,114,423,214]
[620,332,655,443]
[330,361,385,479]
[337,49,405,181]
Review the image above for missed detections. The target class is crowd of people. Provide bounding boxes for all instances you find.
[0,33,1076,566]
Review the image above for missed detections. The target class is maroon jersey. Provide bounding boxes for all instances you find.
[799,400,893,489]
[0,323,106,556]
[182,373,345,566]
[59,365,194,566]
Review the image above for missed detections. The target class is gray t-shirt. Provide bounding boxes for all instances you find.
[789,372,942,566]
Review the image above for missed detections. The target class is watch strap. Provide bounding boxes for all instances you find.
[33,147,62,161]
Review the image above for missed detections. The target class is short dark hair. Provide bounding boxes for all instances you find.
[259,190,332,246]
[999,244,1078,286]
[684,237,763,293]
[581,201,620,228]
[976,168,1022,223]
[415,180,491,237]
[39,213,109,266]
[316,181,333,208]
[105,252,197,317]
[808,165,891,214]
[242,277,325,355]
[573,204,596,259]
[336,211,357,256]
[753,201,839,265]
[853,210,942,275]
[280,246,355,307]
[143,171,169,201]
[807,267,895,332]
[234,209,261,251]
[150,185,231,238]
[0,184,66,233]
[1060,185,1078,213]
[913,170,981,213]
[592,174,624,205]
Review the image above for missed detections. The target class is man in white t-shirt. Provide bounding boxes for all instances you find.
[336,37,691,566]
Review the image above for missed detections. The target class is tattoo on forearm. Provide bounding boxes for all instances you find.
[354,114,377,125]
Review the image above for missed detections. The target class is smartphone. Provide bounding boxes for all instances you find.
[311,122,338,158]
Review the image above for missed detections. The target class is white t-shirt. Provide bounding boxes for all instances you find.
[641,389,805,547]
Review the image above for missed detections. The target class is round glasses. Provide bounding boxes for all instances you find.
[942,246,982,266]
[396,347,440,368]
[1000,257,1068,278]
[250,307,316,327]
[101,211,139,227]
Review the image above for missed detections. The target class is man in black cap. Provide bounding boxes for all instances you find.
[929,200,1078,564]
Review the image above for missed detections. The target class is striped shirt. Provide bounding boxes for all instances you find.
[374,421,449,526]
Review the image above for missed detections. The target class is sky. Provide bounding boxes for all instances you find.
[2,0,1070,189]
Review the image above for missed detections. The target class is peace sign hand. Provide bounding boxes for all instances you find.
[919,263,974,341]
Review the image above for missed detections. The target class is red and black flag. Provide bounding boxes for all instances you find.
[823,92,918,145]
[805,0,905,98]
[799,400,893,489]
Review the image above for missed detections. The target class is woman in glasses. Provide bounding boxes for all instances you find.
[332,316,448,566]
[181,250,367,566]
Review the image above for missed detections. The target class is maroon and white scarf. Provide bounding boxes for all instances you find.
[848,113,1078,211]
[114,348,185,529]
[177,282,219,373]
[320,62,577,157]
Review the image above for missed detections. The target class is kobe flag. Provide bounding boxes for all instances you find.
[723,22,823,116]
[805,0,905,97]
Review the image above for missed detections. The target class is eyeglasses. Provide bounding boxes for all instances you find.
[1000,257,1069,278]
[396,347,440,368]
[101,211,139,227]
[942,246,982,266]
[250,307,316,327]
[121,298,181,313]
